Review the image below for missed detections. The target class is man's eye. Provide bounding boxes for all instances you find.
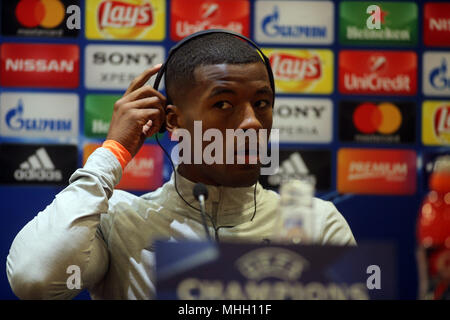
[255,100,270,109]
[213,101,233,110]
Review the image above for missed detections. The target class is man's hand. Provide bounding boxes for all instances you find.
[106,64,166,157]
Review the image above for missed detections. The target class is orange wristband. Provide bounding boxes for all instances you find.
[102,140,132,170]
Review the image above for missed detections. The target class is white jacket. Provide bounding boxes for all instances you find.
[6,147,356,300]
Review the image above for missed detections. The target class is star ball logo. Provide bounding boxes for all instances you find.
[1,0,80,37]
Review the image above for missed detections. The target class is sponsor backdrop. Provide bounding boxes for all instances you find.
[0,0,449,300]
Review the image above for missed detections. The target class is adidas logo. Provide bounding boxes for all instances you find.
[14,147,62,181]
[267,152,311,186]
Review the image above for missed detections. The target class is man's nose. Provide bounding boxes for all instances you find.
[238,103,263,131]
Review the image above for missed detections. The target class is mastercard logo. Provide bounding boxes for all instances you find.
[15,0,65,29]
[353,102,402,134]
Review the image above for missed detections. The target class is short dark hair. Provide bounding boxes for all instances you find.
[165,33,265,106]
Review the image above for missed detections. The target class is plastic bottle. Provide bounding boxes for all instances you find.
[276,176,316,244]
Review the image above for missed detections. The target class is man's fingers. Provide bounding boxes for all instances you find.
[122,96,163,109]
[124,63,162,96]
[142,119,153,136]
[120,85,166,105]
[134,108,164,133]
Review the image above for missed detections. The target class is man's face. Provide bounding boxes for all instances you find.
[175,62,274,187]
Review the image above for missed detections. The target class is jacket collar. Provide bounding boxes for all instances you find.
[157,170,262,227]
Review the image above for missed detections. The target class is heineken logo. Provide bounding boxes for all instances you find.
[339,1,418,46]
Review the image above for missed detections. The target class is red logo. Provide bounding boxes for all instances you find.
[170,0,249,41]
[424,3,450,47]
[270,53,321,81]
[97,0,154,29]
[434,105,450,138]
[337,148,417,195]
[0,43,79,88]
[116,144,164,191]
[353,102,402,134]
[15,0,66,28]
[339,50,417,95]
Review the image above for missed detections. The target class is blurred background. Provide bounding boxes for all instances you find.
[0,0,449,299]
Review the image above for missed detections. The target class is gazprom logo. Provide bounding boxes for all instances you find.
[429,58,450,91]
[261,6,327,39]
[5,99,72,132]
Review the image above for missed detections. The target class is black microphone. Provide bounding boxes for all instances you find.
[193,183,212,241]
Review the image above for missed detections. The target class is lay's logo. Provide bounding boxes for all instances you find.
[86,0,165,41]
[422,101,450,146]
[270,53,321,81]
[97,1,153,29]
[434,106,450,139]
[263,48,333,94]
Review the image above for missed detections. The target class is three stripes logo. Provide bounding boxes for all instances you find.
[0,144,77,185]
[260,150,331,191]
[14,147,62,182]
[267,152,311,186]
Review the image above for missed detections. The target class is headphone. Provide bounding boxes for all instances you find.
[152,29,273,241]
[152,28,275,133]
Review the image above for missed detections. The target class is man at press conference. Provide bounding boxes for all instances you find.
[6,32,355,300]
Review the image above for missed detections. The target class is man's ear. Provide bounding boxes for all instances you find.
[165,104,182,133]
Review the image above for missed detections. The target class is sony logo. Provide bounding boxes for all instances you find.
[275,104,326,118]
[93,52,158,65]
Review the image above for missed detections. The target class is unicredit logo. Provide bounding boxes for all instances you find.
[353,102,402,134]
[434,105,450,138]
[345,55,409,92]
[170,0,249,41]
[344,73,410,92]
[15,0,66,28]
[339,50,417,95]
[98,0,153,29]
[270,53,321,81]
[14,147,62,182]
[201,2,219,19]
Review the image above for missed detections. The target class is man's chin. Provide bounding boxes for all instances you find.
[220,163,261,187]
